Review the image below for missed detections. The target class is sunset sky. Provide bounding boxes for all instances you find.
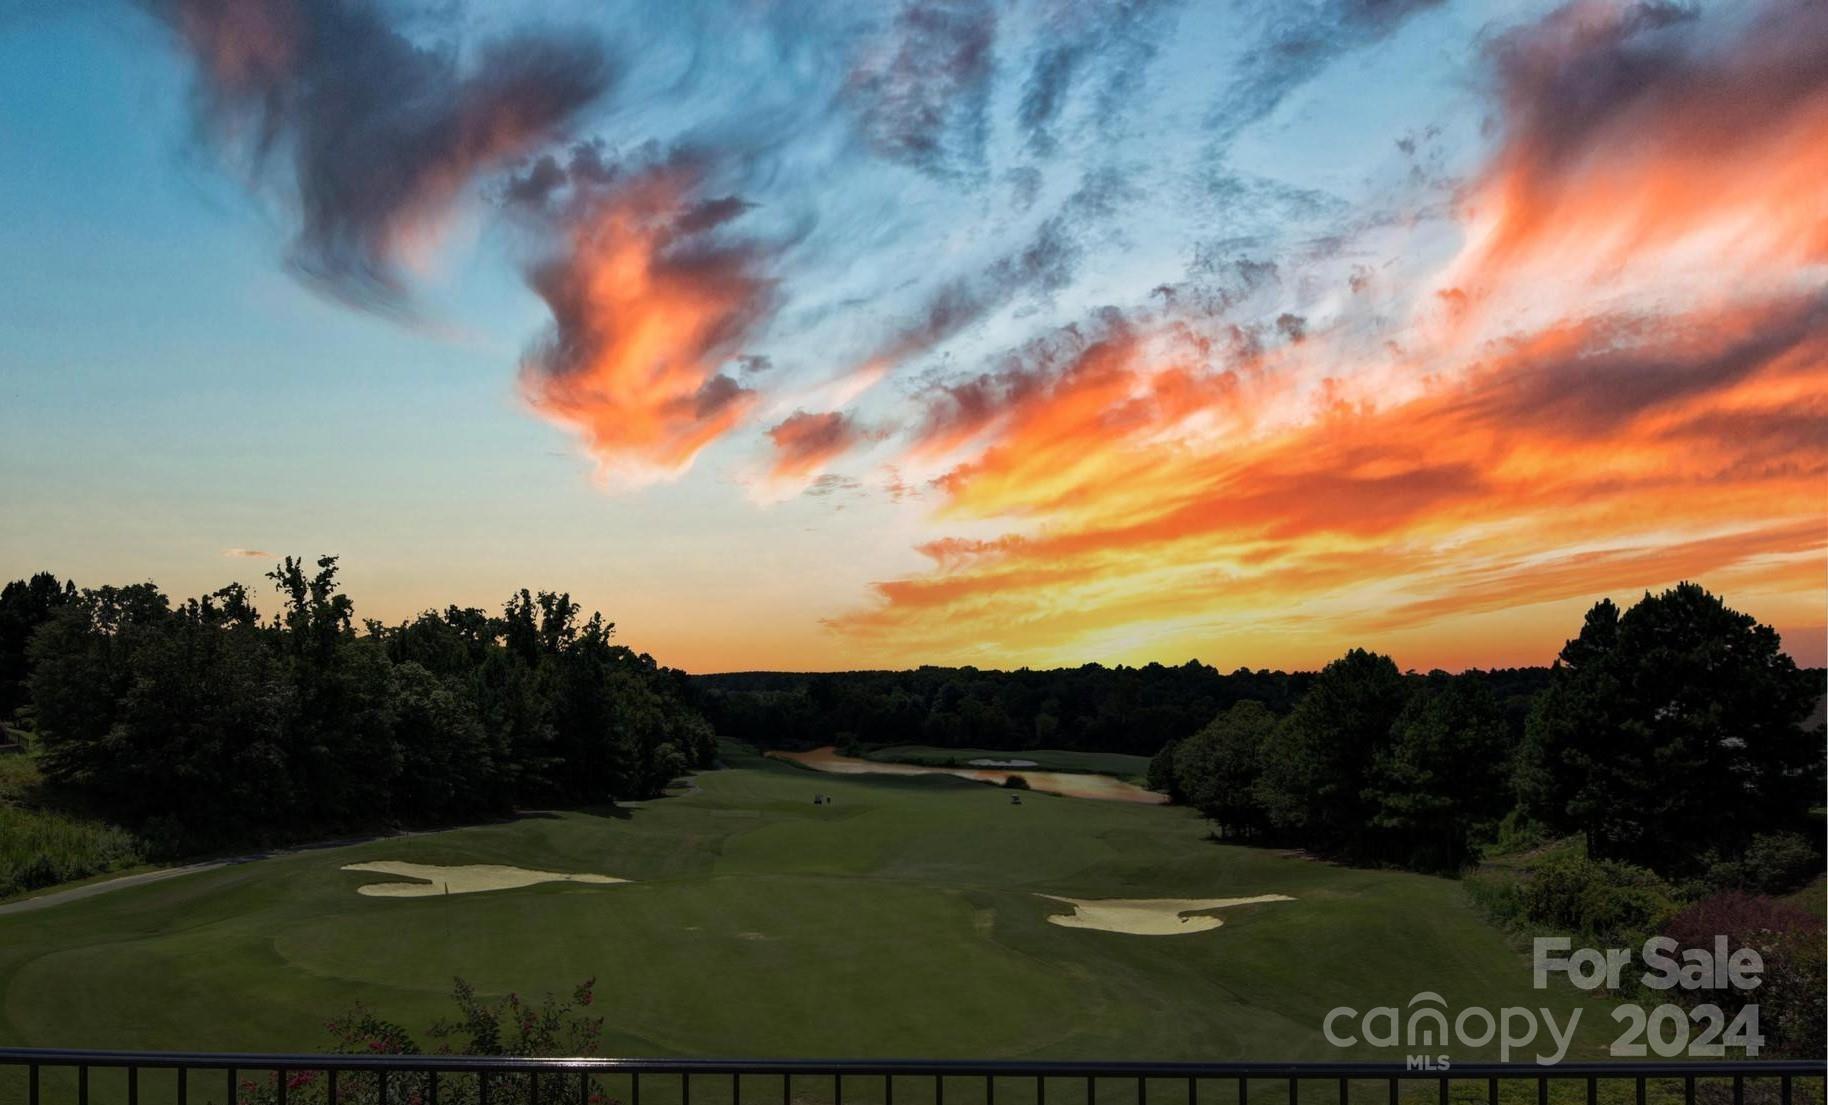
[1,0,1822,673]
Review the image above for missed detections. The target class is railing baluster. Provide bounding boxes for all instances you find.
[79,1064,88,1105]
[27,1063,38,1105]
[1338,1077,1346,1105]
[481,1069,491,1105]
[1537,1076,1546,1105]
[224,1067,232,1105]
[778,1072,785,1105]
[130,1065,140,1105]
[1587,1077,1596,1105]
[937,1074,943,1105]
[277,1066,286,1105]
[328,1068,337,1105]
[430,1070,440,1105]
[1385,1079,1394,1105]
[1238,1077,1246,1105]
[835,1073,841,1105]
[1780,1077,1791,1105]
[735,1071,742,1105]
[1439,1077,1447,1105]
[532,1068,542,1105]
[684,1071,691,1105]
[1288,1077,1296,1105]
[1635,1079,1644,1105]
[379,1067,389,1105]
[1490,1078,1499,1105]
[579,1071,589,1105]
[178,1067,187,1105]
[1685,1078,1694,1105]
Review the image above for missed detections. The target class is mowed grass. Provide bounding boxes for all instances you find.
[863,745,1152,781]
[0,746,1622,1071]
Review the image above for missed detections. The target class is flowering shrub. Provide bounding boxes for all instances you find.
[1663,892,1825,1059]
[235,978,613,1105]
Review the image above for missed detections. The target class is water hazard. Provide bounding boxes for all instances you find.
[767,746,1168,804]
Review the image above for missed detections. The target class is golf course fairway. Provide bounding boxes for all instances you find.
[0,745,1620,1070]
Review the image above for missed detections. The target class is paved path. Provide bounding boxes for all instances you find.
[0,828,439,917]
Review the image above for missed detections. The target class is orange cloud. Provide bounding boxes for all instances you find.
[828,0,1828,669]
[518,161,774,486]
[765,410,883,485]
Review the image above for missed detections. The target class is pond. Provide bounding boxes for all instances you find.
[766,746,1168,804]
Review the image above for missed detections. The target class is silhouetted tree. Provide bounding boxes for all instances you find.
[1519,583,1822,872]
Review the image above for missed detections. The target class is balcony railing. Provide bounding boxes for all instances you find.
[0,1053,1821,1105]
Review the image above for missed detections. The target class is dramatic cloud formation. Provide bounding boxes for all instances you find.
[101,0,1823,670]
[766,409,882,485]
[510,146,778,487]
[147,0,613,311]
[844,0,997,177]
[1442,0,1828,325]
[827,0,1828,667]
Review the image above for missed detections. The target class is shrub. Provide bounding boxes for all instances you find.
[1001,774,1031,790]
[1693,833,1822,897]
[0,805,145,900]
[1662,892,1825,1058]
[234,979,609,1105]
[1516,852,1676,946]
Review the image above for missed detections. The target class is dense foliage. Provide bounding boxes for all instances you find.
[8,557,712,854]
[1662,892,1825,1059]
[1177,586,1822,874]
[235,978,607,1105]
[698,664,1324,756]
[1517,583,1822,871]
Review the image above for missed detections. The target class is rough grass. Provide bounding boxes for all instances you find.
[0,751,147,900]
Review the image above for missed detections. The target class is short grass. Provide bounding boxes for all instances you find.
[0,745,1639,1095]
[862,745,1152,781]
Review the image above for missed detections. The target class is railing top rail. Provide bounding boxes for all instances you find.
[0,1050,1821,1077]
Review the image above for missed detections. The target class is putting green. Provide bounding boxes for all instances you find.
[0,745,1620,1063]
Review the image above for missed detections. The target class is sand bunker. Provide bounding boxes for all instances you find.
[342,861,627,898]
[967,758,1038,768]
[1037,893,1293,935]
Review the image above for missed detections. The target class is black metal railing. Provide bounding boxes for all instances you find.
[0,1053,1821,1105]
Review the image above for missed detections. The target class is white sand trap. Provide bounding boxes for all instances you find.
[1038,893,1293,935]
[342,861,627,898]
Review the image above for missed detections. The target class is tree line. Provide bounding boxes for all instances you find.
[1,557,713,854]
[1153,583,1823,876]
[696,663,1327,755]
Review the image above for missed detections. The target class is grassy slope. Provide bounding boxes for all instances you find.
[862,745,1152,781]
[0,746,1620,1066]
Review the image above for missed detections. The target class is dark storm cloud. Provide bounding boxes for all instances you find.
[147,0,614,313]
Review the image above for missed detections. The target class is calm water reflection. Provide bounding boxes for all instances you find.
[767,746,1168,804]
